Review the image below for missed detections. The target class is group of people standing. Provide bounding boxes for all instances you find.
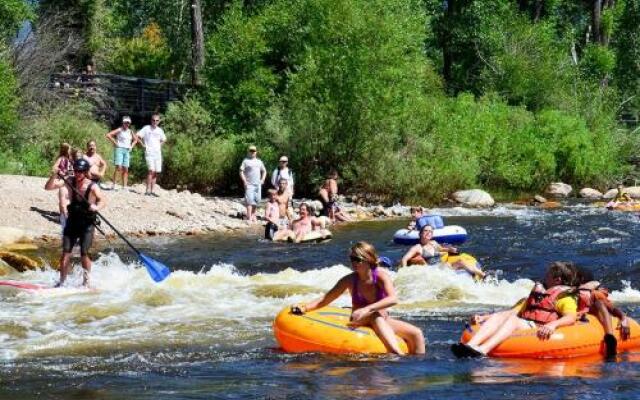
[239,145,350,242]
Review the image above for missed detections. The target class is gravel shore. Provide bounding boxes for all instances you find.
[0,174,410,245]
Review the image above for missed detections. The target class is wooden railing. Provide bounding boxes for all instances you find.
[49,73,189,122]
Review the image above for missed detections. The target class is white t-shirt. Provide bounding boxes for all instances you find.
[116,128,133,149]
[137,125,166,156]
[271,167,294,193]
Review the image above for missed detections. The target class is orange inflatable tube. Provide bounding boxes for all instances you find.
[273,306,408,354]
[460,314,640,358]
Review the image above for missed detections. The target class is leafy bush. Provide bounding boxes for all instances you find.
[1,102,110,176]
[0,51,18,144]
[103,23,171,79]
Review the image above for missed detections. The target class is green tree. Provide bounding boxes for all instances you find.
[0,0,32,41]
[0,51,19,145]
[614,0,640,117]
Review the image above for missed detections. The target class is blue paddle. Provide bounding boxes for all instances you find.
[62,176,171,282]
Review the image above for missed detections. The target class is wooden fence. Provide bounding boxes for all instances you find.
[49,73,189,123]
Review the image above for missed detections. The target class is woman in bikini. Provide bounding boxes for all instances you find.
[293,241,425,355]
[400,225,485,279]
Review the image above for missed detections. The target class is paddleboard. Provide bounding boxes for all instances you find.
[0,280,49,291]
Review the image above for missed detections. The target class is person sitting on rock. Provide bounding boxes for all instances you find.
[614,184,632,203]
[576,267,631,358]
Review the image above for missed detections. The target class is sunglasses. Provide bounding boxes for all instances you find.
[350,255,365,263]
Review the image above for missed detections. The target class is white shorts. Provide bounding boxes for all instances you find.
[145,154,162,172]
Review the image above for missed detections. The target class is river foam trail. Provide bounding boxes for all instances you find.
[1,251,639,360]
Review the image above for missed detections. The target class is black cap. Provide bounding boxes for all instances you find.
[74,159,90,172]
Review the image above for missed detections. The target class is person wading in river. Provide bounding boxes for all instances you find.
[45,159,106,287]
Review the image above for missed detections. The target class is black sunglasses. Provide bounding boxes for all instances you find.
[350,255,365,263]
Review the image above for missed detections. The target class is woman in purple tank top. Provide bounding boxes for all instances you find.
[293,241,425,355]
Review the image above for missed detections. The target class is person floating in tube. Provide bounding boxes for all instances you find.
[576,267,631,358]
[400,225,485,279]
[452,261,578,358]
[292,241,425,355]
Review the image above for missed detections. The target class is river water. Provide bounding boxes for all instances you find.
[1,204,639,399]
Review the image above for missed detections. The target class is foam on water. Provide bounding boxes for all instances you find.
[1,251,638,360]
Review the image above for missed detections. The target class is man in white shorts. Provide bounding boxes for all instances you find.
[137,114,166,197]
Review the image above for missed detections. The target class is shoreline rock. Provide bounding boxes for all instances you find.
[545,182,572,198]
[579,188,603,199]
[451,189,495,207]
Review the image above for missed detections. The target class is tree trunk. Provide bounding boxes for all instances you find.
[190,0,205,87]
[442,0,454,89]
[518,0,529,13]
[533,0,543,22]
[592,0,602,44]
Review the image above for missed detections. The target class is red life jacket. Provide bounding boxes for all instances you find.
[519,285,572,324]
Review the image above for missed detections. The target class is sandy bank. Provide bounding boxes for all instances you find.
[0,174,411,245]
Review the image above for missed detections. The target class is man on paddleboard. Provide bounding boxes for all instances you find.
[45,159,106,287]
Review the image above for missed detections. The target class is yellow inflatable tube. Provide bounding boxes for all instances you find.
[273,306,408,354]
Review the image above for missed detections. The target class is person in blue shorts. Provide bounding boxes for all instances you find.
[106,116,138,190]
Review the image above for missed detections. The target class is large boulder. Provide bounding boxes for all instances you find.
[452,189,495,207]
[579,188,603,199]
[603,186,640,199]
[626,186,640,198]
[545,182,572,198]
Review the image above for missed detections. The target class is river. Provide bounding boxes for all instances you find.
[1,204,639,399]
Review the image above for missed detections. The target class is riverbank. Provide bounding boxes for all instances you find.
[0,174,412,246]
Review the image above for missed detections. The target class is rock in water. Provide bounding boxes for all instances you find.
[533,195,547,203]
[0,251,41,272]
[452,189,495,207]
[0,259,17,276]
[545,182,572,198]
[602,189,616,199]
[579,188,603,199]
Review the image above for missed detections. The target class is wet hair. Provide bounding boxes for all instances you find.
[410,206,423,214]
[299,202,309,213]
[59,143,71,157]
[546,261,578,287]
[576,267,594,284]
[87,139,96,147]
[71,147,84,160]
[420,224,434,234]
[327,169,338,178]
[350,241,379,268]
